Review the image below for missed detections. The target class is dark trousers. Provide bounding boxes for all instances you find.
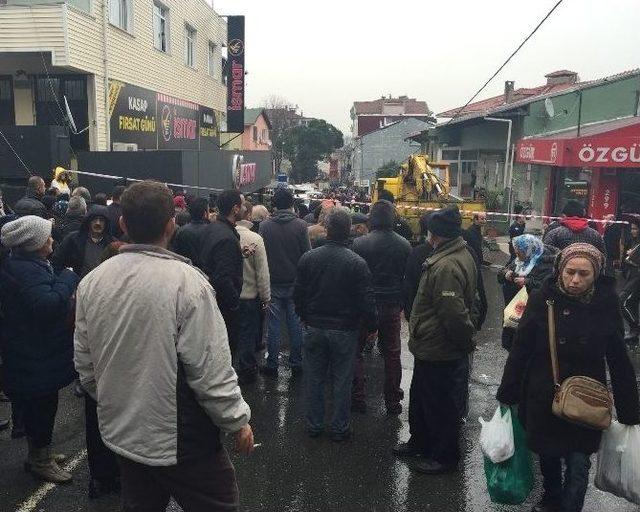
[234,298,261,375]
[352,304,402,408]
[539,453,591,512]
[303,326,358,435]
[117,448,239,512]
[13,392,58,448]
[85,394,119,482]
[407,357,469,466]
[220,306,240,357]
[351,330,368,407]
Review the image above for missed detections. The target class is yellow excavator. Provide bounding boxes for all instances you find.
[372,154,485,237]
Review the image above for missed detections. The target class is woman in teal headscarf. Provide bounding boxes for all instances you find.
[498,234,559,350]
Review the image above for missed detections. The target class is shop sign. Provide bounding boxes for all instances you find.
[109,80,158,150]
[157,94,199,150]
[588,170,618,231]
[199,106,219,150]
[575,139,640,167]
[516,139,564,165]
[231,154,256,188]
[226,16,245,133]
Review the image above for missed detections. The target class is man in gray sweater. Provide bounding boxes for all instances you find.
[75,181,253,511]
[259,188,311,378]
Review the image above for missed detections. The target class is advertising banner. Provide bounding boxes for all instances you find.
[226,16,245,133]
[157,93,199,150]
[199,106,220,150]
[108,80,158,149]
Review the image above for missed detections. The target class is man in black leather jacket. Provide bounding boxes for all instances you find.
[352,200,411,415]
[294,208,377,441]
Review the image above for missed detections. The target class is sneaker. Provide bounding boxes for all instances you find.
[392,442,422,458]
[411,458,457,475]
[259,366,278,379]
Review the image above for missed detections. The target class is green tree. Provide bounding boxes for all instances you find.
[280,119,344,183]
[376,160,399,179]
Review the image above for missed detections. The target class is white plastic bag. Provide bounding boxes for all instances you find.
[595,421,640,505]
[503,286,528,329]
[479,407,515,464]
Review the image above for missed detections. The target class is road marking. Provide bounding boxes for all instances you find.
[15,449,87,512]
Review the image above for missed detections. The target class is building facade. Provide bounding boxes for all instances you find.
[221,108,271,151]
[350,95,433,138]
[353,117,431,185]
[423,69,640,227]
[0,0,227,152]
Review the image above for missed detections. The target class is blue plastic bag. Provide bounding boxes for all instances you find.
[483,406,534,505]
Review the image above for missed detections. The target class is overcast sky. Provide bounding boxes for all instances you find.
[212,0,640,134]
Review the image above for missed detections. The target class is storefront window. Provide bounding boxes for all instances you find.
[554,168,592,214]
[619,169,640,213]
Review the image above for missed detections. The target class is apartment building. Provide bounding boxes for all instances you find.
[0,0,227,152]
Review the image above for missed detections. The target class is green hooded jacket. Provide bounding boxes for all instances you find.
[408,236,478,361]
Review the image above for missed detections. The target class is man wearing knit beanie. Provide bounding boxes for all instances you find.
[394,205,478,475]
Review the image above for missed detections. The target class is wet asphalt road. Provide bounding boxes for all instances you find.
[1,268,640,512]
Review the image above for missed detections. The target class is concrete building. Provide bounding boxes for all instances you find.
[350,95,433,138]
[353,117,432,185]
[0,0,227,152]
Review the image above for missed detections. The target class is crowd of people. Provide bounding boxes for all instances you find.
[0,173,638,512]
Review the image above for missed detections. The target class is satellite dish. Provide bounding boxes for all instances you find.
[64,95,89,135]
[544,98,555,118]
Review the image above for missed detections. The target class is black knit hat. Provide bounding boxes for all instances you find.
[428,206,462,238]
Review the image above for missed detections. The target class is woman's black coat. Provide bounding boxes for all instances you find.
[497,276,640,457]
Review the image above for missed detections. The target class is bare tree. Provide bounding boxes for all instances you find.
[262,95,297,174]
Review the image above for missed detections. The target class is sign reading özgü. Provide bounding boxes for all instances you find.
[576,139,640,166]
[226,16,245,133]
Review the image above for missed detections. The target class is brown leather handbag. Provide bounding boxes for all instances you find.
[546,299,612,431]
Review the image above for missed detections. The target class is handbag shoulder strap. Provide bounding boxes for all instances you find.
[546,299,561,387]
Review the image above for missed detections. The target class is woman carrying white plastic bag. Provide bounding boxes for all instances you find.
[596,421,640,505]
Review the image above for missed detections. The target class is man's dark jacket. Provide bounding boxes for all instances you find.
[463,223,483,264]
[352,229,411,306]
[199,216,243,313]
[56,211,85,242]
[106,202,123,238]
[0,253,79,399]
[52,206,114,275]
[259,210,311,294]
[14,191,47,218]
[294,241,377,332]
[172,219,211,268]
[542,217,605,254]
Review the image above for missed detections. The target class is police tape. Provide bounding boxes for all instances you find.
[341,200,630,226]
[71,169,224,193]
[69,169,629,226]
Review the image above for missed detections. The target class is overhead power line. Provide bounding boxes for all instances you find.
[446,0,566,125]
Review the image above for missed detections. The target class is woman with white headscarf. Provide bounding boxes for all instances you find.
[498,234,558,350]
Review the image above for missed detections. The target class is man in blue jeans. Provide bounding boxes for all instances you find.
[259,188,311,378]
[294,209,377,441]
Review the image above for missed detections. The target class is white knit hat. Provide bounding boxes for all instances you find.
[1,216,52,251]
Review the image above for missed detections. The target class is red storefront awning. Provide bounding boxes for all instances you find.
[516,118,640,168]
